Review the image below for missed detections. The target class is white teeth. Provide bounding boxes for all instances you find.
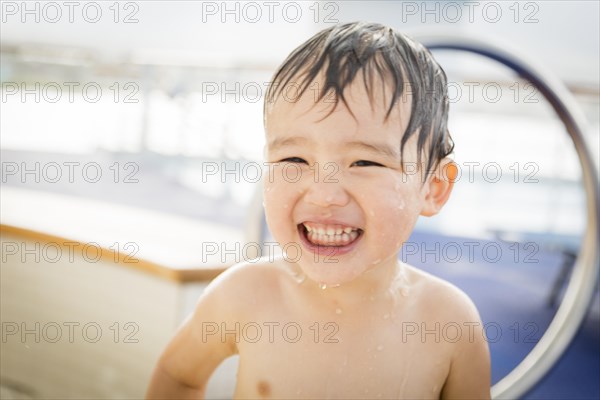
[302,222,361,247]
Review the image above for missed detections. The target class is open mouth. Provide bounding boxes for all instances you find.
[297,222,363,254]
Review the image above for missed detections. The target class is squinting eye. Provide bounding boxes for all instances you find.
[281,157,307,164]
[352,160,384,167]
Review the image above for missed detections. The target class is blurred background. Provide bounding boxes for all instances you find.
[1,1,598,399]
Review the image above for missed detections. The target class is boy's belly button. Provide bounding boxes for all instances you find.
[257,380,271,398]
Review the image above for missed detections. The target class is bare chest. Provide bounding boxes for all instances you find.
[232,317,451,399]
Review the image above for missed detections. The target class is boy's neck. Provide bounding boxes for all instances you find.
[298,257,409,308]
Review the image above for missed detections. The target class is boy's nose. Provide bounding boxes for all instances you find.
[302,175,350,208]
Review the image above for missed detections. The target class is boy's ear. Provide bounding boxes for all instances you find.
[420,159,457,217]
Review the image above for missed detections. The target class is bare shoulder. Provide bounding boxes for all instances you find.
[404,264,482,324]
[196,256,293,316]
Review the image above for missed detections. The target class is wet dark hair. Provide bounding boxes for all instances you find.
[264,21,454,175]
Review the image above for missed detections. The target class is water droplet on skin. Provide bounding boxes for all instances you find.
[383,313,390,320]
[329,283,341,288]
[285,264,306,285]
[397,199,406,210]
[294,273,306,284]
[372,258,381,265]
[319,282,328,290]
[335,308,342,315]
[376,345,384,351]
[388,262,412,303]
[265,187,271,192]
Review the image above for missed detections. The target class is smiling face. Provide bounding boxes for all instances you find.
[263,76,447,288]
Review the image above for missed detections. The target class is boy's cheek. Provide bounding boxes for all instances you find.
[263,206,289,244]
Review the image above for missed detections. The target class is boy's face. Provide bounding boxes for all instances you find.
[263,76,445,287]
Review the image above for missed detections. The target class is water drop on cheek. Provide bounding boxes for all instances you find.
[319,282,328,290]
[335,308,342,315]
[397,199,406,210]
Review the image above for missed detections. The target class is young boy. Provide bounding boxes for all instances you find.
[147,22,491,399]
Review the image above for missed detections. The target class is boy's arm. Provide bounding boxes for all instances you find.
[440,307,492,399]
[146,275,238,399]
